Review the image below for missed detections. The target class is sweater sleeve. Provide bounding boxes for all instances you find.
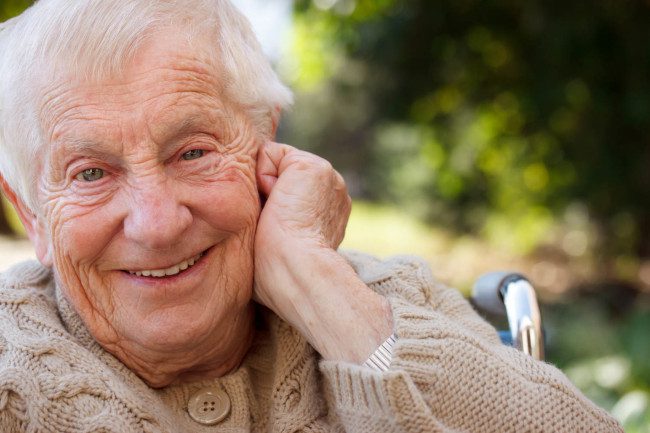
[318,253,624,433]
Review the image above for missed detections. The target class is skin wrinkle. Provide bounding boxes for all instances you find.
[105,284,252,386]
[42,61,225,147]
[54,269,122,348]
[39,58,216,109]
[29,33,261,387]
[46,104,246,214]
[46,99,240,184]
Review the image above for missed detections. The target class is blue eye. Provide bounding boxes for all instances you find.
[76,168,104,182]
[182,149,204,160]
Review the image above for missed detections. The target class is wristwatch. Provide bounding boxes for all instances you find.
[363,333,398,371]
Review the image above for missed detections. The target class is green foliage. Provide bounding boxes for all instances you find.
[285,0,650,261]
[622,310,650,387]
[342,200,446,258]
[0,0,32,21]
[552,300,650,430]
[0,195,25,236]
[287,4,650,425]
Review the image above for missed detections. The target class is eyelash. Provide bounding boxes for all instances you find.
[181,149,205,161]
[70,144,212,182]
[75,167,105,182]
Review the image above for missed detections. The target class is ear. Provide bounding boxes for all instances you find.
[0,175,52,267]
[270,105,282,138]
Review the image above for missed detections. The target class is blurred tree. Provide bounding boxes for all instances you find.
[0,198,11,235]
[286,0,650,264]
[0,0,31,21]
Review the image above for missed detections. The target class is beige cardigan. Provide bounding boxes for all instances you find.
[0,252,622,432]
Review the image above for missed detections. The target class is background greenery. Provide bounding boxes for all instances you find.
[1,0,649,429]
[281,2,650,429]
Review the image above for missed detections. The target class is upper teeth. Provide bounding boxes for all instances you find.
[128,252,203,277]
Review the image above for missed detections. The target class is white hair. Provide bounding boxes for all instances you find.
[0,0,292,212]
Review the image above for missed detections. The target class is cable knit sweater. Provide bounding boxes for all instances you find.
[0,252,622,432]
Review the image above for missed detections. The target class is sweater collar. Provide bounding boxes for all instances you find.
[54,277,100,351]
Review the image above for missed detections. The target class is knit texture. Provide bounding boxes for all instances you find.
[0,253,623,432]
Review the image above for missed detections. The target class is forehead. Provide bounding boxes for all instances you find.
[40,31,227,143]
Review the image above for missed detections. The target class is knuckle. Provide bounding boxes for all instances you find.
[291,158,313,172]
[313,158,333,173]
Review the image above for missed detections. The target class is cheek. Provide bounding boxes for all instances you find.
[47,199,121,277]
[45,201,122,323]
[191,164,261,234]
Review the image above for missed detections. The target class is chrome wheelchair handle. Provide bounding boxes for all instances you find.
[472,272,545,361]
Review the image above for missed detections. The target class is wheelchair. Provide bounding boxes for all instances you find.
[471,272,545,360]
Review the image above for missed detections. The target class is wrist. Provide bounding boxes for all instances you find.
[257,244,393,363]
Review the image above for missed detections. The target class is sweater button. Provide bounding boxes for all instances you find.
[187,387,231,425]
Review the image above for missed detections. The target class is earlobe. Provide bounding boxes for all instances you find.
[0,175,53,267]
[32,227,53,268]
[270,105,282,138]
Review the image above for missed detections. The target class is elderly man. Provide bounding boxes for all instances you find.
[0,0,623,432]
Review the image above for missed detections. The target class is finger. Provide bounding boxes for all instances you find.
[257,141,321,194]
[257,141,337,196]
[256,141,289,196]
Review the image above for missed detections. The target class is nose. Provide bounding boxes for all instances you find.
[123,177,193,250]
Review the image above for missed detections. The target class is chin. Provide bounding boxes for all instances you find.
[123,304,224,351]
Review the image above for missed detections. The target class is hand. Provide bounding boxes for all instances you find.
[254,141,351,312]
[255,141,351,253]
[254,142,392,363]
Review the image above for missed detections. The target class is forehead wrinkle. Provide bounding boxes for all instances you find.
[149,114,204,148]
[59,137,120,157]
[43,60,220,131]
[50,94,228,169]
[145,92,234,142]
[40,51,238,174]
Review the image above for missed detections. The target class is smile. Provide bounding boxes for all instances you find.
[127,252,204,278]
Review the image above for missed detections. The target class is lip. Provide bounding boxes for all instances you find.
[127,251,204,277]
[122,249,207,274]
[119,246,213,287]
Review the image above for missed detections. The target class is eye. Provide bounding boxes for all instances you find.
[181,149,204,161]
[76,168,104,182]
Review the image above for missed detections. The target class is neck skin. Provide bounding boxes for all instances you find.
[173,303,257,386]
[111,303,256,388]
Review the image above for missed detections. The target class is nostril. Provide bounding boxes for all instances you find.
[123,199,193,249]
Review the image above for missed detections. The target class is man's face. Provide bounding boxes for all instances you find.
[36,34,261,365]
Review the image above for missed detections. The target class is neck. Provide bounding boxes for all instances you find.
[173,303,256,385]
[121,303,256,388]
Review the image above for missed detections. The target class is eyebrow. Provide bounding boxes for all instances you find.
[158,114,208,146]
[60,137,113,154]
[55,112,217,160]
